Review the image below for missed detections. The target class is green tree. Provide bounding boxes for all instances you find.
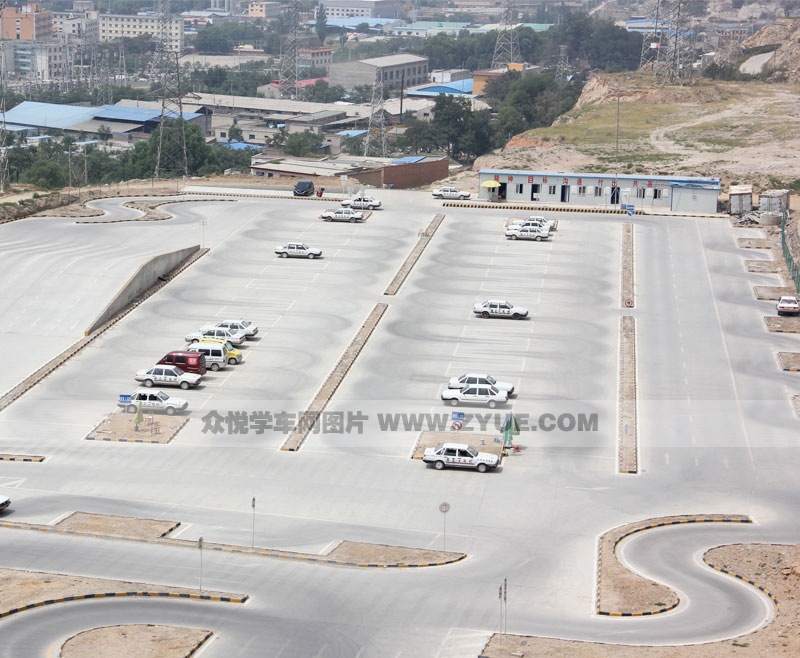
[228,120,244,142]
[97,125,113,142]
[283,131,323,156]
[315,5,328,44]
[21,159,67,190]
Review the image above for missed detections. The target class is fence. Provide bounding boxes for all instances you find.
[781,210,800,292]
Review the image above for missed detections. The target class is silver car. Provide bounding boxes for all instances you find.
[448,374,515,395]
[185,326,246,346]
[441,384,508,408]
[422,443,500,473]
[275,242,323,259]
[473,300,529,320]
[216,319,259,338]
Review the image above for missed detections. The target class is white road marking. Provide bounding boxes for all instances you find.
[0,478,26,488]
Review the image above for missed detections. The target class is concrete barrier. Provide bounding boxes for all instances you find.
[85,245,200,335]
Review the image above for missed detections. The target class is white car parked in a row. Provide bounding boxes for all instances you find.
[505,225,550,241]
[441,384,508,408]
[422,442,500,473]
[275,242,322,259]
[508,215,558,230]
[118,389,189,415]
[341,195,382,210]
[185,326,246,346]
[135,366,202,390]
[216,319,258,338]
[448,374,515,396]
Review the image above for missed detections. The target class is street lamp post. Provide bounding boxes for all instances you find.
[198,536,204,593]
[439,502,450,552]
[251,496,256,549]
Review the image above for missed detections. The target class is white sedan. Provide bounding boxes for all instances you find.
[341,195,381,210]
[185,326,246,346]
[322,207,364,222]
[216,319,258,338]
[441,384,508,408]
[422,443,500,473]
[505,225,550,241]
[135,366,202,390]
[275,242,322,259]
[473,300,529,320]
[776,295,800,316]
[508,215,557,230]
[117,389,189,415]
[0,495,10,512]
[448,374,515,396]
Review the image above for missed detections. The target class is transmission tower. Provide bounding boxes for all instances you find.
[638,0,664,71]
[0,0,9,193]
[651,0,694,84]
[363,69,388,158]
[277,2,300,100]
[95,51,113,106]
[152,0,188,179]
[491,0,519,69]
[555,45,569,81]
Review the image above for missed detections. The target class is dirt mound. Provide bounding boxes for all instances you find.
[742,18,800,82]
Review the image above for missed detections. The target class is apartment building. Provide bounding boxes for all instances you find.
[247,2,282,19]
[329,54,428,90]
[298,47,333,71]
[98,13,183,51]
[319,0,402,20]
[0,3,53,41]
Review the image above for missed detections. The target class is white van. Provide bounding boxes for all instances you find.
[186,344,229,371]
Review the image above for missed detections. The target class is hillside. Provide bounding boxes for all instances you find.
[451,73,800,197]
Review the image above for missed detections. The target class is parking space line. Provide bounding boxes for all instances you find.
[168,522,193,538]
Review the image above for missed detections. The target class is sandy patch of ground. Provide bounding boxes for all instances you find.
[61,625,211,658]
[86,411,190,444]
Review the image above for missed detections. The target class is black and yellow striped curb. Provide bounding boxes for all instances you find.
[0,520,466,568]
[596,515,752,616]
[0,454,45,462]
[0,591,248,620]
[0,248,208,415]
[85,416,190,444]
[441,200,645,214]
[186,631,214,658]
[704,555,778,608]
[384,213,445,295]
[75,198,234,224]
[281,303,388,452]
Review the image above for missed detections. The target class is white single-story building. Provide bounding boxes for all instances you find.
[477,169,721,214]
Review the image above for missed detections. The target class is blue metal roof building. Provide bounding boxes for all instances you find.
[0,101,203,138]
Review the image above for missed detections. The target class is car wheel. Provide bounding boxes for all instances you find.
[307,253,315,259]
[228,357,237,365]
[210,363,220,372]
[512,313,520,320]
[180,381,190,390]
[280,252,288,258]
[481,311,490,319]
[143,379,154,388]
[350,217,356,223]
[166,407,175,416]
[535,236,542,242]
[434,460,445,471]
[190,339,198,344]
[127,404,136,413]
[476,463,488,473]
[509,234,517,240]
[488,400,497,408]
[450,399,459,406]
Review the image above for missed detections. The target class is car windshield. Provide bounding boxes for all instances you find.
[489,386,499,395]
[299,243,309,249]
[224,342,234,350]
[466,447,478,458]
[241,321,251,327]
[157,391,168,401]
[173,367,185,375]
[486,376,496,385]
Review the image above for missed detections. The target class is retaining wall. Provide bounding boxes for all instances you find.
[85,245,200,335]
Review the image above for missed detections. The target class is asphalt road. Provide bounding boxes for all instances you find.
[1,191,798,657]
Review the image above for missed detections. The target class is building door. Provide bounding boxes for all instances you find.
[610,186,620,204]
[560,185,569,203]
[530,184,540,201]
[498,183,507,200]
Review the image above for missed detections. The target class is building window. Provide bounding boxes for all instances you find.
[515,184,523,194]
[653,188,663,199]
[548,185,556,195]
[594,186,603,196]
[637,188,646,199]
[577,186,586,196]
